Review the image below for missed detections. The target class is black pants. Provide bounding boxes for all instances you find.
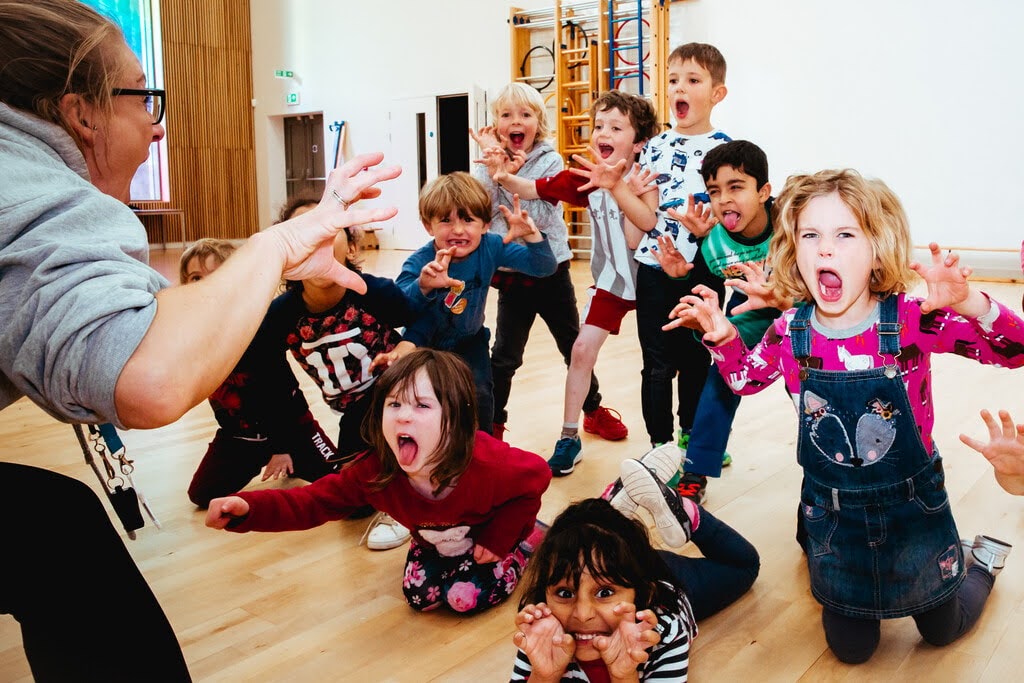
[0,462,191,682]
[490,262,600,424]
[635,262,724,444]
[821,566,996,664]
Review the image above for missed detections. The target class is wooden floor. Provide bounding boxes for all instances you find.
[2,247,1023,682]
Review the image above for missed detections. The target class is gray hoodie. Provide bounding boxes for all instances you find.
[473,140,572,264]
[0,102,167,426]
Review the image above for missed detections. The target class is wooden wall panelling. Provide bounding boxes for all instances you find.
[145,0,257,245]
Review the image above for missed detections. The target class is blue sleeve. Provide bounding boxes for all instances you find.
[497,237,557,277]
[395,246,435,309]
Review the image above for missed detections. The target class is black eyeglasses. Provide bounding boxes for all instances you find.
[112,87,166,125]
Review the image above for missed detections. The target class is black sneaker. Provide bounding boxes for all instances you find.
[677,471,707,505]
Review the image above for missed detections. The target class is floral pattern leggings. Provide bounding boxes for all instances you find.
[402,538,528,614]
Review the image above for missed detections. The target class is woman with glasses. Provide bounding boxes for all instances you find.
[0,1,400,680]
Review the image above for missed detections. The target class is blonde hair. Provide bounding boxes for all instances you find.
[418,172,492,225]
[490,82,551,142]
[769,169,918,303]
[0,0,129,142]
[178,238,236,284]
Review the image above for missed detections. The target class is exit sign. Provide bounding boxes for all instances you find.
[274,69,294,78]
[285,92,300,106]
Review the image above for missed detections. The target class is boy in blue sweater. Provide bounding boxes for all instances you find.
[396,172,556,432]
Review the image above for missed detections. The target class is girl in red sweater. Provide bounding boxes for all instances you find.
[206,348,552,614]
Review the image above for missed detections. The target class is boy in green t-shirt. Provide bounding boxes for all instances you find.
[654,139,784,502]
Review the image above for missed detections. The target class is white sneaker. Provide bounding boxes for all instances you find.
[609,443,682,518]
[617,459,691,549]
[965,534,1012,576]
[360,512,410,551]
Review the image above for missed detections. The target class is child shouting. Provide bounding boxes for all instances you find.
[396,172,556,433]
[668,168,1024,663]
[480,90,658,475]
[206,349,552,615]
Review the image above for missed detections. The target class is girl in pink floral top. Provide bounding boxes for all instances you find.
[667,168,1024,664]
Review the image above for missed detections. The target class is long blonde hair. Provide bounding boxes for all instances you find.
[769,169,918,303]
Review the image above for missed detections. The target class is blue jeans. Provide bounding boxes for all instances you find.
[453,326,495,433]
[682,369,741,477]
[657,506,760,621]
[635,262,724,445]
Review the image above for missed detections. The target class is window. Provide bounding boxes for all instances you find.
[84,0,167,201]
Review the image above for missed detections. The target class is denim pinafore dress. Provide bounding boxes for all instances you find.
[791,296,964,619]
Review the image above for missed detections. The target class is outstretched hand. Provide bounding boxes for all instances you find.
[909,242,973,314]
[569,145,629,192]
[959,409,1024,496]
[722,261,793,314]
[513,603,574,679]
[666,194,716,238]
[205,496,250,529]
[469,125,502,152]
[419,248,465,294]
[498,194,541,243]
[651,234,694,278]
[625,163,659,197]
[593,603,661,679]
[269,152,401,294]
[664,284,737,345]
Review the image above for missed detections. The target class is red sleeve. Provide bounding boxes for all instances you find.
[535,169,592,207]
[230,456,378,532]
[471,433,552,554]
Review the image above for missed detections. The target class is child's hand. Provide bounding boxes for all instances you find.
[626,163,659,197]
[369,341,416,373]
[418,248,465,294]
[569,146,629,192]
[959,409,1024,496]
[262,453,294,481]
[498,194,542,243]
[651,234,694,278]
[909,243,980,315]
[473,544,501,564]
[469,125,501,152]
[205,496,249,529]
[475,146,515,183]
[514,603,575,679]
[592,603,661,679]
[723,261,794,314]
[666,194,716,238]
[664,284,737,345]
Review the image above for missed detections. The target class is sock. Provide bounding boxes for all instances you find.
[561,423,579,439]
[680,496,700,532]
[599,480,618,501]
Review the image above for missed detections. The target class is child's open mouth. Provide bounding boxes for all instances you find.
[508,132,526,147]
[675,100,689,119]
[817,269,843,303]
[598,143,614,158]
[397,435,418,466]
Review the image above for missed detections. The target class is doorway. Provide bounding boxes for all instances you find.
[284,114,326,200]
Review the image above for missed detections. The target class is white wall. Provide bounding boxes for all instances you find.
[250,0,550,248]
[670,0,1024,277]
[251,0,1024,276]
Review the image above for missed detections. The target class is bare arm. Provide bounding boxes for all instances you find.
[114,153,401,428]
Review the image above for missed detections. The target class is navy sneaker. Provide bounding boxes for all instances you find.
[548,436,582,476]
